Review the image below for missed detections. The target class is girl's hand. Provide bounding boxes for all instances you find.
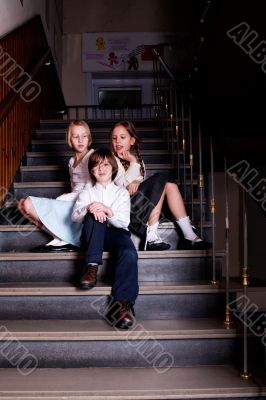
[127,180,140,195]
[118,150,137,163]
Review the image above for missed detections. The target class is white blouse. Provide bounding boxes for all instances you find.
[114,157,145,188]
[56,149,94,202]
[72,181,130,229]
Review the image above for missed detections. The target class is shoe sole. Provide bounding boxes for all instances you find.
[79,283,96,289]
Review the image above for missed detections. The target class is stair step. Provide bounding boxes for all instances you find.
[0,281,225,296]
[25,150,172,165]
[39,118,161,129]
[0,318,236,340]
[0,319,238,368]
[11,181,207,201]
[30,138,167,151]
[15,164,192,182]
[35,126,163,139]
[0,236,219,281]
[0,366,264,399]
[0,280,226,319]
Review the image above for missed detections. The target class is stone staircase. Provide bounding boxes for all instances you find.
[0,118,265,399]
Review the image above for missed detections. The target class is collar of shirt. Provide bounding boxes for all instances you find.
[94,181,116,191]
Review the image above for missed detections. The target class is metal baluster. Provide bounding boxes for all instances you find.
[188,106,194,221]
[198,120,203,237]
[210,136,217,285]
[224,157,233,328]
[181,97,186,200]
[240,190,251,379]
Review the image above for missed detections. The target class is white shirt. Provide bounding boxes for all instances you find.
[56,149,94,202]
[114,156,145,188]
[72,181,130,229]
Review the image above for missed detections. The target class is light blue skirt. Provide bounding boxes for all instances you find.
[30,196,82,246]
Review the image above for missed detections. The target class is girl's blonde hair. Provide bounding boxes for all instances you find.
[110,120,145,177]
[66,120,92,148]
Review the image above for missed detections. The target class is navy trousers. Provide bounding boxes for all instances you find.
[81,213,139,303]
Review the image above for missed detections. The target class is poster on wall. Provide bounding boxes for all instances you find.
[82,32,176,72]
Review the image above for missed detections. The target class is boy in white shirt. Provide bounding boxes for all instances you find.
[72,148,138,329]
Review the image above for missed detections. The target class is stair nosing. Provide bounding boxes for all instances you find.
[0,250,225,260]
[0,319,237,341]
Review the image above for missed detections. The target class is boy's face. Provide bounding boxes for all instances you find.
[92,157,113,185]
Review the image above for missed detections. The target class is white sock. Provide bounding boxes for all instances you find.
[46,238,68,246]
[146,222,161,243]
[176,216,202,242]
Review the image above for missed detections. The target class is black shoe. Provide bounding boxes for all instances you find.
[106,299,135,330]
[146,241,171,251]
[31,244,79,253]
[177,237,212,250]
[80,264,98,289]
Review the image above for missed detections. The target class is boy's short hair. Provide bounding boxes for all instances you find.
[66,120,92,148]
[88,148,118,182]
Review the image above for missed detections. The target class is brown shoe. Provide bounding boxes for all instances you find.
[80,264,98,289]
[106,299,135,330]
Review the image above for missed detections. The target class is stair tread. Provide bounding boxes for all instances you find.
[0,366,264,398]
[20,163,173,171]
[31,138,165,144]
[0,250,224,259]
[0,318,237,340]
[0,221,214,230]
[0,281,228,295]
[26,149,170,157]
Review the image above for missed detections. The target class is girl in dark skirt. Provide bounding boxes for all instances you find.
[111,120,212,251]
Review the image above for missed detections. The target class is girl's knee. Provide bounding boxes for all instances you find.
[20,197,33,214]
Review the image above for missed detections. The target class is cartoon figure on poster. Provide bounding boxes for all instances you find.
[108,52,118,66]
[127,56,139,70]
[96,37,105,50]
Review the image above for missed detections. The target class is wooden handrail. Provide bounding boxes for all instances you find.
[0,47,51,125]
[0,15,65,205]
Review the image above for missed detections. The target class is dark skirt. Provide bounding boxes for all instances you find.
[129,172,174,237]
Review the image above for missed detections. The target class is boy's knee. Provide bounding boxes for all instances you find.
[121,247,138,263]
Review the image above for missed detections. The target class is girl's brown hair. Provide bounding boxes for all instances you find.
[66,120,92,148]
[110,120,145,177]
[88,148,118,182]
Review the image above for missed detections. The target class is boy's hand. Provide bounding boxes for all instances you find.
[87,202,113,218]
[93,211,107,223]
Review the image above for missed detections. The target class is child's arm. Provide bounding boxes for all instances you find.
[114,156,144,188]
[71,187,91,223]
[107,189,130,229]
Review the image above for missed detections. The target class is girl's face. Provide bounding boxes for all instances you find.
[111,125,135,157]
[70,125,90,154]
[92,157,113,186]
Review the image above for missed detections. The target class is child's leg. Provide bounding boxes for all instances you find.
[147,182,212,249]
[18,198,70,250]
[81,213,106,264]
[80,213,106,289]
[18,197,43,229]
[105,227,138,329]
[145,187,170,251]
[105,228,138,302]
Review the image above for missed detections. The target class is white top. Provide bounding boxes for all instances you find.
[56,149,94,201]
[114,157,145,188]
[72,181,130,229]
